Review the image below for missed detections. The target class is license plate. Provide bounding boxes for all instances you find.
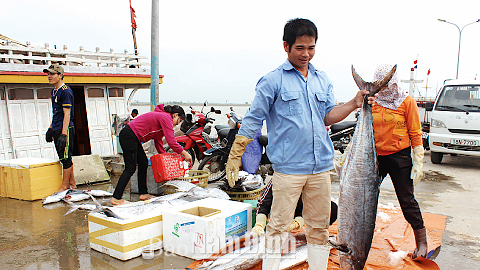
[450,139,479,146]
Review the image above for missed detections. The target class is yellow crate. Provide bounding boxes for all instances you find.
[163,170,209,194]
[226,185,266,201]
[0,158,63,201]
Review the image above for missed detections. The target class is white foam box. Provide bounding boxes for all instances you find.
[88,202,163,261]
[162,198,252,260]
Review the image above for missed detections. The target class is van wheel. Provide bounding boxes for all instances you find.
[431,152,443,164]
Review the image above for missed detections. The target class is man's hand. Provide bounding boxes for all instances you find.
[250,213,267,237]
[411,146,424,185]
[226,135,253,187]
[354,90,379,108]
[45,128,53,143]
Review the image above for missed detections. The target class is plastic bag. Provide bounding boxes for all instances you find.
[241,129,263,174]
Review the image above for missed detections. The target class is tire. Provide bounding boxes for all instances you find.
[165,143,196,167]
[198,153,226,183]
[431,151,443,164]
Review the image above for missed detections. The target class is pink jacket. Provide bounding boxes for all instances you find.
[128,104,183,154]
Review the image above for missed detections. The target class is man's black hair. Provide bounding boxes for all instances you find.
[283,18,318,52]
[132,109,138,114]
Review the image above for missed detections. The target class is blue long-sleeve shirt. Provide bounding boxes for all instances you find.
[238,60,336,174]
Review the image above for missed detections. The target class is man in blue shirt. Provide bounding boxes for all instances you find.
[225,18,377,270]
[44,64,76,193]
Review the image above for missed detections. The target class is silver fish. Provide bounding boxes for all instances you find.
[208,237,265,270]
[335,65,396,269]
[42,189,83,205]
[83,189,113,197]
[42,189,112,205]
[164,180,231,200]
[279,244,308,270]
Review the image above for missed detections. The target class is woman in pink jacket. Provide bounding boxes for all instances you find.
[111,104,193,205]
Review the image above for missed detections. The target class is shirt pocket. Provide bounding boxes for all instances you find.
[314,92,327,118]
[280,91,303,116]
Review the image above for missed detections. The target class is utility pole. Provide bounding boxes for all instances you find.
[438,19,480,79]
[151,0,159,111]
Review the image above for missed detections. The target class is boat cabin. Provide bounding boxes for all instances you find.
[0,37,161,160]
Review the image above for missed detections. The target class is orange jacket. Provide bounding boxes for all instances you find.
[372,96,423,156]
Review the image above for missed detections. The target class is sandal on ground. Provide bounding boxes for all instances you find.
[139,194,156,201]
[111,198,130,206]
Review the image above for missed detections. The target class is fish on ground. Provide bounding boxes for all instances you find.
[42,189,113,205]
[278,243,308,270]
[206,237,265,270]
[334,65,396,270]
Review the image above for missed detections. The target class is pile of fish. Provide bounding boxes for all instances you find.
[42,189,113,205]
[218,172,264,192]
[47,181,231,219]
[333,65,397,269]
[197,236,308,270]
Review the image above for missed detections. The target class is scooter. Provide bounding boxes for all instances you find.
[165,102,222,166]
[198,107,273,182]
[329,111,359,153]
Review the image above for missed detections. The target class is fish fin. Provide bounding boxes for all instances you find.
[63,199,80,216]
[328,238,350,253]
[351,65,367,91]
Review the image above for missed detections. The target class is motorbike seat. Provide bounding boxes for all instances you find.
[258,135,268,146]
[330,121,357,134]
[217,128,230,142]
[214,125,230,132]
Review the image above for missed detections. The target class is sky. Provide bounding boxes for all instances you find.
[2,0,480,103]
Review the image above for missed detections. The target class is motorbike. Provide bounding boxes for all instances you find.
[329,110,360,153]
[165,102,222,166]
[198,107,273,183]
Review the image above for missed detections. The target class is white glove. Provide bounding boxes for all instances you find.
[251,213,267,237]
[286,216,305,232]
[411,146,424,186]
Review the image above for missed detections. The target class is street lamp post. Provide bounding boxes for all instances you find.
[438,19,480,79]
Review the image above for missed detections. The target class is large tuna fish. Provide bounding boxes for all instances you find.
[336,64,397,269]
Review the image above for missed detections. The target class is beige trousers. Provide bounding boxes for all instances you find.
[265,171,331,250]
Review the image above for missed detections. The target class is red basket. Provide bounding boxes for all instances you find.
[151,153,191,183]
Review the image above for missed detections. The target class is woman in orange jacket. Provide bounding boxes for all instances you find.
[372,64,427,260]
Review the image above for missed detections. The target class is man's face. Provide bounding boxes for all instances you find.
[47,72,62,85]
[284,35,316,71]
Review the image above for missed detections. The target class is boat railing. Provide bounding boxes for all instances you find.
[0,40,149,68]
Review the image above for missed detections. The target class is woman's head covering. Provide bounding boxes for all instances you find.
[373,63,407,110]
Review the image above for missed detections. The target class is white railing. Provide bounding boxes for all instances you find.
[0,41,149,68]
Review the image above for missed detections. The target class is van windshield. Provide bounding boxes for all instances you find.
[435,85,480,112]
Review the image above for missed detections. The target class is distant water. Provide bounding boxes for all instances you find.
[131,104,358,133]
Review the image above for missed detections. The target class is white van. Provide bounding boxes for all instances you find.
[427,80,480,163]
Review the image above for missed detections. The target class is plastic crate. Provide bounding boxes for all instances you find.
[226,185,265,201]
[163,170,209,194]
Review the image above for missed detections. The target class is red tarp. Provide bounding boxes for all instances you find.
[187,206,446,269]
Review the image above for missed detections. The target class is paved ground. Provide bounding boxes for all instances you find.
[0,151,479,269]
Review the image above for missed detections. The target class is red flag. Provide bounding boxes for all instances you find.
[414,60,418,64]
[130,0,137,30]
[427,69,431,75]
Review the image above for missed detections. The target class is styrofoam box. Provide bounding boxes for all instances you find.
[0,158,62,201]
[162,198,252,260]
[88,202,164,261]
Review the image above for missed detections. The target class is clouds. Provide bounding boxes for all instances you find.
[2,0,479,103]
